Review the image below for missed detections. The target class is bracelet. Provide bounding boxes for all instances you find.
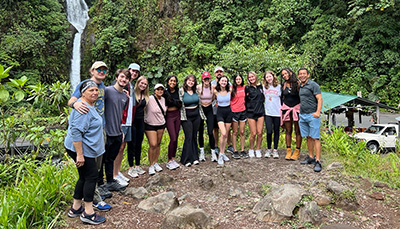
[70,101,76,109]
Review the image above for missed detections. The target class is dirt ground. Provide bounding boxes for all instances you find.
[62,150,400,229]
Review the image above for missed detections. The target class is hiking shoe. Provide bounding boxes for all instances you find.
[93,201,111,212]
[193,160,199,165]
[154,163,163,172]
[211,150,218,162]
[185,162,191,167]
[248,149,255,158]
[98,185,112,199]
[68,206,84,218]
[172,160,180,168]
[80,212,106,225]
[314,160,322,172]
[233,151,241,159]
[222,153,230,162]
[300,156,316,165]
[135,166,146,175]
[166,161,176,170]
[240,151,248,158]
[264,149,271,158]
[128,167,139,178]
[217,153,224,165]
[114,176,128,187]
[118,172,130,182]
[105,180,126,191]
[199,148,206,161]
[149,165,156,175]
[272,150,279,159]
[255,150,262,158]
[227,145,234,154]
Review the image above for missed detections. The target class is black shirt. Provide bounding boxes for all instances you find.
[135,98,147,119]
[163,89,182,109]
[282,86,300,107]
[245,85,265,115]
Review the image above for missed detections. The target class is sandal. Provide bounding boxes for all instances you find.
[80,211,106,225]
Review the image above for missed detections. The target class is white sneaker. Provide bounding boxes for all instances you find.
[218,153,224,165]
[148,165,156,175]
[154,163,163,172]
[128,168,139,178]
[211,150,218,162]
[185,162,191,167]
[248,149,255,158]
[118,172,130,182]
[264,149,271,158]
[272,150,279,159]
[172,160,180,168]
[222,153,230,162]
[255,150,262,158]
[199,148,205,161]
[166,161,176,170]
[135,166,146,175]
[114,176,128,187]
[193,160,199,165]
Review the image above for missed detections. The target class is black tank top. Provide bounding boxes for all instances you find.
[282,86,300,107]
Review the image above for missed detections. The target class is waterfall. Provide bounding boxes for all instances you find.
[66,0,89,91]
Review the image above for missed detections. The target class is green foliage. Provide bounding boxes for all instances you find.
[0,157,76,228]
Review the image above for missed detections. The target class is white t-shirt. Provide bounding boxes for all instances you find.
[263,85,281,117]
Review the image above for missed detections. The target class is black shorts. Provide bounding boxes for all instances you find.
[217,106,233,123]
[145,123,166,131]
[232,110,247,122]
[247,112,264,120]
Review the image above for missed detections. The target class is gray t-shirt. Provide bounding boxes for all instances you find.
[299,80,321,114]
[104,86,128,136]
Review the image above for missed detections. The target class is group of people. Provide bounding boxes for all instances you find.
[64,62,323,225]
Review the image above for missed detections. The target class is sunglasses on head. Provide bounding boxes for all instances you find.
[96,69,107,73]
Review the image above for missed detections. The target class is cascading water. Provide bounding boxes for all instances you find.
[66,0,89,91]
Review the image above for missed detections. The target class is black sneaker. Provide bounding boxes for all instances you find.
[300,156,316,165]
[80,212,106,225]
[314,161,322,172]
[232,151,241,159]
[98,185,112,199]
[227,145,234,154]
[240,151,248,158]
[105,180,126,192]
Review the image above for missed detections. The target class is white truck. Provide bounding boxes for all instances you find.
[353,123,398,153]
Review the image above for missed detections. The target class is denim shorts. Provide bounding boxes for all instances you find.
[299,113,321,139]
[122,126,132,142]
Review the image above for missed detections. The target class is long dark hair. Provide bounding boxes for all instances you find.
[231,73,244,98]
[165,75,179,92]
[280,68,299,94]
[183,74,197,92]
[216,75,230,92]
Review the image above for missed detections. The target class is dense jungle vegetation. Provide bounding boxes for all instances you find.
[0,0,399,105]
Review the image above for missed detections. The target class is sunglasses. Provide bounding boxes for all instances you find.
[96,69,107,73]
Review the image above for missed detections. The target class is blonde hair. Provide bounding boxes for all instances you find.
[263,70,279,88]
[247,71,259,86]
[134,76,149,105]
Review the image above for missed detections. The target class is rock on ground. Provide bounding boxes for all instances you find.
[138,191,179,214]
[162,203,213,229]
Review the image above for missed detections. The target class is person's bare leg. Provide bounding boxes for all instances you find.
[213,128,219,149]
[294,121,302,149]
[239,121,246,151]
[218,122,228,154]
[284,121,293,148]
[155,129,164,163]
[84,201,95,215]
[248,119,256,150]
[113,142,126,177]
[306,136,314,158]
[232,121,239,151]
[314,138,321,161]
[256,117,264,150]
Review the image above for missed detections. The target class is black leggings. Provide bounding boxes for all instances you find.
[198,105,215,150]
[181,108,201,164]
[265,115,280,149]
[128,117,145,167]
[67,149,98,202]
[99,135,122,184]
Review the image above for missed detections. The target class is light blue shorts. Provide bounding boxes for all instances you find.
[299,113,321,139]
[122,126,132,142]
